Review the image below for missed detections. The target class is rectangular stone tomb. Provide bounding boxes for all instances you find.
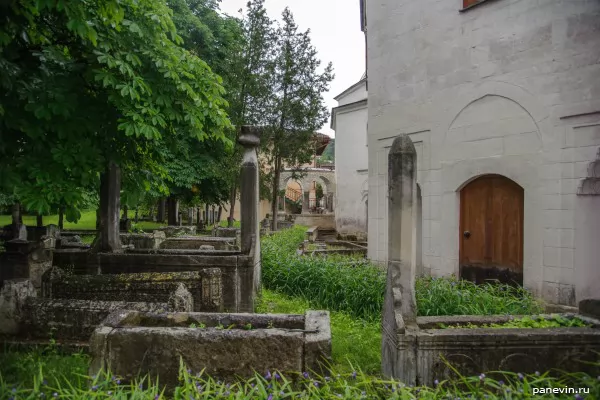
[52,252,256,313]
[159,236,237,251]
[43,270,222,312]
[394,314,600,386]
[120,232,166,250]
[90,310,331,386]
[21,298,170,340]
[308,241,367,257]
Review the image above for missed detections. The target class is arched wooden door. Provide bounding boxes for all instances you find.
[459,175,524,286]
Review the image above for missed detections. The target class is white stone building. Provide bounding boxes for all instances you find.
[364,0,600,305]
[332,77,369,239]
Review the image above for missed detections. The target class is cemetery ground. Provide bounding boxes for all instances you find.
[1,226,599,398]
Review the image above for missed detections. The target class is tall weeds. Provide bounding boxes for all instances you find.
[262,227,543,320]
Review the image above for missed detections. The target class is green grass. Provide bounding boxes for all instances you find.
[257,290,381,374]
[219,220,241,228]
[0,346,89,389]
[416,276,544,316]
[1,348,598,399]
[262,227,543,321]
[0,211,166,232]
[262,226,384,321]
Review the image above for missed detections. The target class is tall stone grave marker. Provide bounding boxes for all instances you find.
[239,126,261,298]
[381,134,418,381]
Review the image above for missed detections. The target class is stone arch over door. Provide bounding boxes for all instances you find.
[459,174,524,286]
[439,81,553,148]
[434,80,547,297]
[440,158,542,296]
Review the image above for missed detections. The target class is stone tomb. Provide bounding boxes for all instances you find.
[51,250,254,313]
[159,236,237,251]
[43,270,222,312]
[90,310,331,387]
[119,231,166,250]
[382,135,600,386]
[11,269,222,341]
[0,236,54,291]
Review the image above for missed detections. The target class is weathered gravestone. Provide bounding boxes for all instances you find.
[381,135,418,382]
[381,135,600,386]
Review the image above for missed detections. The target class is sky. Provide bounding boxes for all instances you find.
[218,0,366,137]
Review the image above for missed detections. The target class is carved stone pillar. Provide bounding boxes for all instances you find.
[302,192,310,214]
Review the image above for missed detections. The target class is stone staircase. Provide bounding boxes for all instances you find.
[577,147,600,195]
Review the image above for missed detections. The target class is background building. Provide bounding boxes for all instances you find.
[332,76,369,239]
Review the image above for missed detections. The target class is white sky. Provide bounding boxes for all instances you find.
[218,0,365,137]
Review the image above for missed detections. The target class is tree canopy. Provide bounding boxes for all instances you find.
[0,0,231,221]
[0,0,334,231]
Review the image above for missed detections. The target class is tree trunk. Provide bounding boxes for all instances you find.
[134,207,139,223]
[188,207,194,226]
[228,186,237,227]
[123,205,128,220]
[205,204,210,225]
[217,206,222,224]
[167,196,179,226]
[271,156,281,231]
[98,161,122,252]
[96,208,101,230]
[11,202,20,226]
[58,207,64,230]
[36,213,43,227]
[157,198,166,222]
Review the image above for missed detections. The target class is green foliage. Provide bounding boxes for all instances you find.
[315,183,324,201]
[441,315,590,330]
[0,0,231,220]
[1,349,599,399]
[320,140,335,163]
[416,276,544,317]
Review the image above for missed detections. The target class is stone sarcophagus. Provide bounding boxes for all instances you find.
[159,236,237,251]
[90,310,331,387]
[382,135,600,385]
[42,269,222,312]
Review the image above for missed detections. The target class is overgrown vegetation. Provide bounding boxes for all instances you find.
[416,276,544,316]
[262,226,384,321]
[261,227,543,321]
[439,315,590,330]
[258,290,381,374]
[1,349,598,399]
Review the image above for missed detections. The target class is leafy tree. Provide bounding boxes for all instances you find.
[221,0,276,226]
[265,8,334,230]
[0,0,231,246]
[320,140,335,163]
